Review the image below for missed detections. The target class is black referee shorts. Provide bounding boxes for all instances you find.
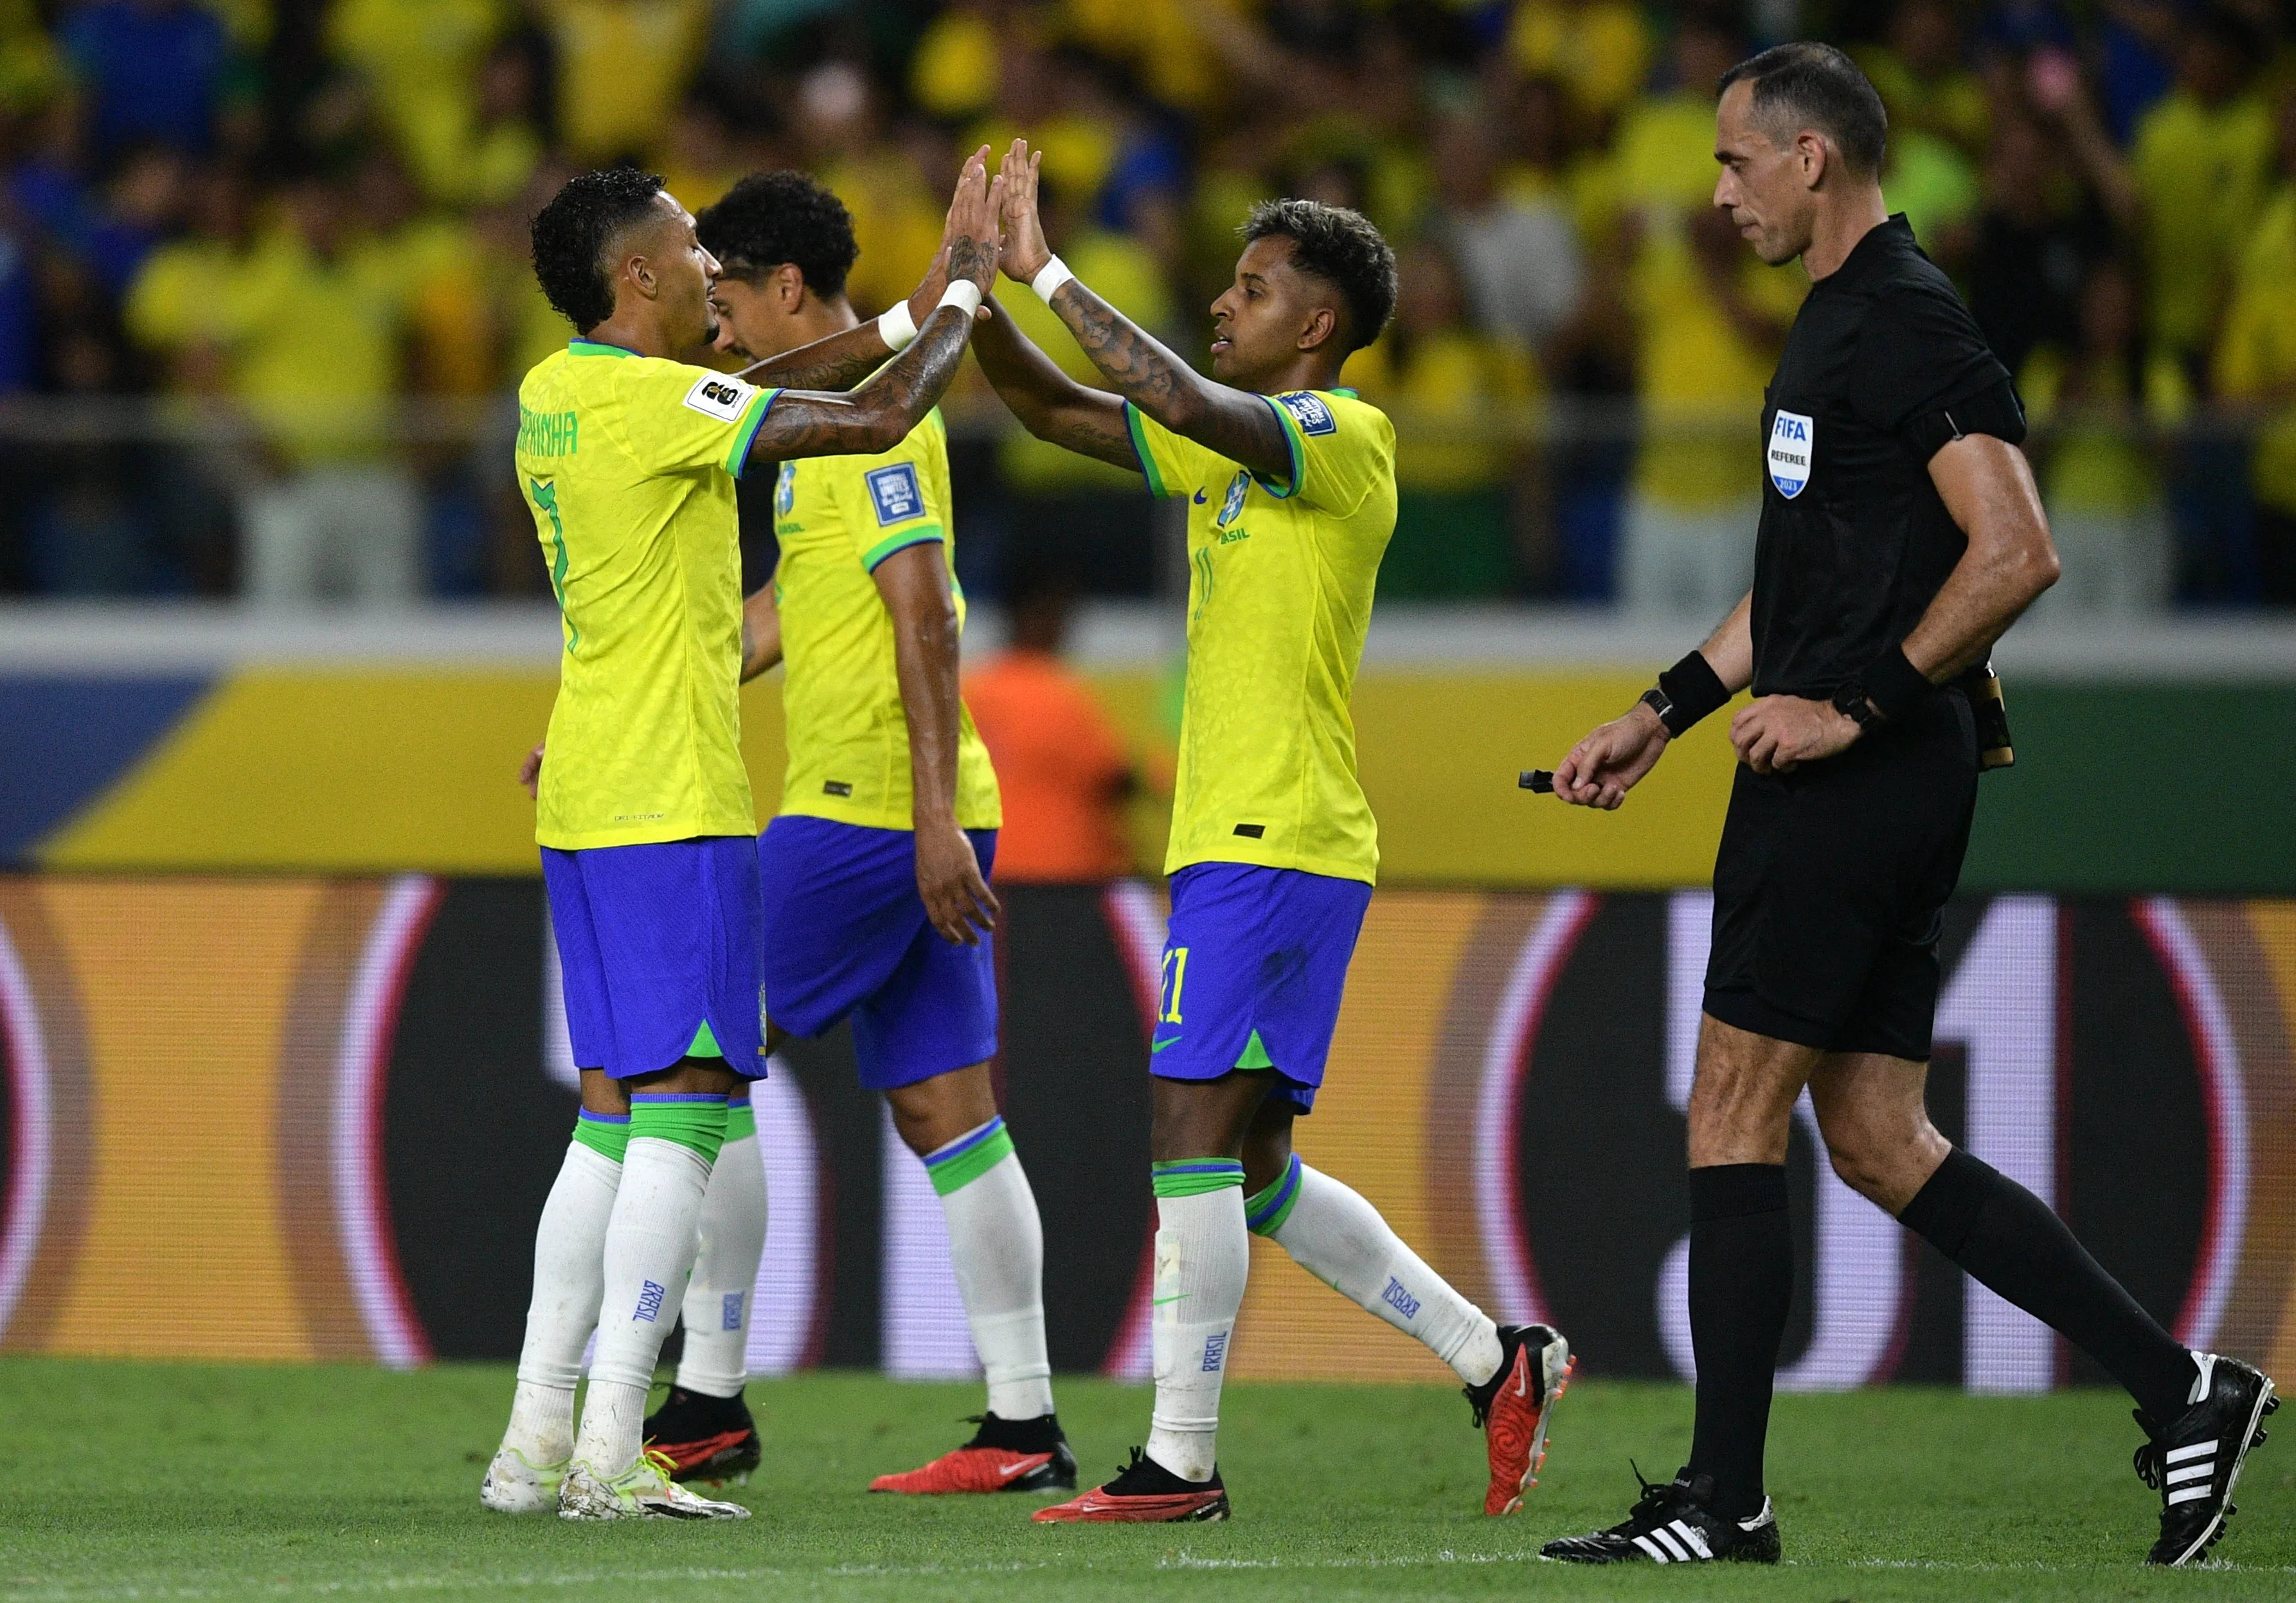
[1703,690,1979,1062]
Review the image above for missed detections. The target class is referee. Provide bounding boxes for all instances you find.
[1539,43,2274,1568]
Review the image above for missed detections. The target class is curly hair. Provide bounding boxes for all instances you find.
[697,171,860,300]
[530,167,668,334]
[1241,199,1398,354]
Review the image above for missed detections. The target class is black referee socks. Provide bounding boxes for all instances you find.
[1685,1163,1792,1521]
[1900,1147,2193,1423]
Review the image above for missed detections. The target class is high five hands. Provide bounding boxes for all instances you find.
[996,140,1053,285]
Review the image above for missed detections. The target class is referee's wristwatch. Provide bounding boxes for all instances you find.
[1831,682,1883,732]
[1638,685,1675,730]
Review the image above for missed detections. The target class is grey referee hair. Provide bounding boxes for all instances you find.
[1717,41,1889,177]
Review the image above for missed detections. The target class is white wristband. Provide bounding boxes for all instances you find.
[938,279,983,319]
[1030,256,1075,305]
[875,300,918,350]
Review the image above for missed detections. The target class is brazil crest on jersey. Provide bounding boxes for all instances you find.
[1125,388,1397,883]
[515,339,777,850]
[771,406,1001,832]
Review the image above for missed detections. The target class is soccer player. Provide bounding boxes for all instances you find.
[1541,46,2275,1566]
[970,141,1571,1523]
[479,154,1003,1521]
[633,168,1075,1496]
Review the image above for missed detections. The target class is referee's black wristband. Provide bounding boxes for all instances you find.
[1862,645,1935,722]
[1653,650,1730,737]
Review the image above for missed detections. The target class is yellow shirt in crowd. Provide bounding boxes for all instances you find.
[1630,233,1803,510]
[2131,89,2276,358]
[514,340,775,850]
[1126,390,1396,884]
[2216,182,2296,515]
[771,407,1001,833]
[539,0,711,163]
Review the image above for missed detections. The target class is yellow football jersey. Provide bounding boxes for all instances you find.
[515,338,776,850]
[771,407,1002,832]
[1125,389,1397,883]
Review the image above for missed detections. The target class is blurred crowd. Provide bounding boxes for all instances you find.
[0,0,2292,614]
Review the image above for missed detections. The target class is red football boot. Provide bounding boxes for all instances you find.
[642,1385,762,1485]
[1466,1323,1573,1515]
[870,1413,1077,1494]
[1034,1448,1230,1523]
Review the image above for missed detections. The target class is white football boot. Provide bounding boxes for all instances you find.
[479,1446,567,1514]
[559,1449,753,1521]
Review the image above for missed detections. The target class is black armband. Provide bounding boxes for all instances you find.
[1903,375,2027,459]
[1651,650,1730,737]
[1860,644,1935,722]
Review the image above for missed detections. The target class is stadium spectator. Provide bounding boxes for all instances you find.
[1965,105,2111,384]
[2128,7,2275,370]
[963,562,1138,882]
[1617,202,1797,619]
[1427,109,1583,359]
[1506,0,1652,139]
[58,0,231,159]
[2216,87,2296,606]
[536,0,712,165]
[1350,238,1537,598]
[2023,259,2180,616]
[218,175,420,604]
[1855,0,1989,157]
[327,0,510,204]
[992,172,1172,595]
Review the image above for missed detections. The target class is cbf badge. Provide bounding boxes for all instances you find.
[1768,409,1814,498]
[1217,469,1250,526]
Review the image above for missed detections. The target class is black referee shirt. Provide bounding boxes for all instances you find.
[1751,215,2023,699]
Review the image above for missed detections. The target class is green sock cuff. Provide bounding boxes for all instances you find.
[924,1116,1016,1196]
[1152,1158,1245,1199]
[722,1099,756,1143]
[1246,1153,1303,1236]
[629,1094,729,1162]
[572,1109,629,1164]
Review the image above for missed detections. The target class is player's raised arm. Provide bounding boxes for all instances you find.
[744,152,1002,462]
[731,204,970,393]
[969,294,1143,470]
[993,139,1293,485]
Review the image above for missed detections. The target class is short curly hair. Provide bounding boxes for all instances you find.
[530,168,668,334]
[1242,199,1397,354]
[697,171,860,300]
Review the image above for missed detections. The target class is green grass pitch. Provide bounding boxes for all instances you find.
[1,1359,2290,1600]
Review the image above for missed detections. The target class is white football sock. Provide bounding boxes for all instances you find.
[924,1118,1054,1420]
[676,1129,766,1399]
[578,1131,717,1475]
[1263,1158,1502,1386]
[502,1135,622,1464]
[1144,1170,1249,1482]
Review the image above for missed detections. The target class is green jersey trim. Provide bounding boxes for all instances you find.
[1124,402,1171,497]
[568,338,636,357]
[725,388,779,478]
[1250,393,1305,499]
[861,524,946,571]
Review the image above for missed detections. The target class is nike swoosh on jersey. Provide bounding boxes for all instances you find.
[1192,488,1207,503]
[1151,1036,1181,1052]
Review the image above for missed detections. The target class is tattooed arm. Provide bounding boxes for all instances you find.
[734,232,964,391]
[744,300,976,461]
[969,296,1142,471]
[744,150,1001,464]
[996,141,1291,483]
